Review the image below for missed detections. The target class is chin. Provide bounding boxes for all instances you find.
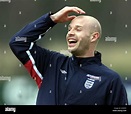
[68,45,79,54]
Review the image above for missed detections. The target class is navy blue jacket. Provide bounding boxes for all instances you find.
[9,13,128,105]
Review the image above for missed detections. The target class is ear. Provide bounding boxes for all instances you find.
[90,32,100,42]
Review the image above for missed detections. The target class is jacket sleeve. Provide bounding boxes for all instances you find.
[106,75,128,105]
[9,12,56,88]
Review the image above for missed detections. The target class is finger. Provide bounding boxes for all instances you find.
[67,6,86,14]
[73,7,86,14]
[67,15,77,21]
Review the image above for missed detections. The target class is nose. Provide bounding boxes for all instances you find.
[67,29,75,37]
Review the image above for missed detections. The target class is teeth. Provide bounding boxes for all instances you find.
[69,39,76,42]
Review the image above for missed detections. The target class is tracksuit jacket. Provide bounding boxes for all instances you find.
[9,12,128,105]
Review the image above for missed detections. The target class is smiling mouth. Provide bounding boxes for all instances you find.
[68,39,78,47]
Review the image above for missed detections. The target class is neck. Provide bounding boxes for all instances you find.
[75,48,95,58]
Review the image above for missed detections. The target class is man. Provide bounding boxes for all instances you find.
[9,6,128,105]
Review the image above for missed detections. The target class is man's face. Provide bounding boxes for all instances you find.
[66,17,91,56]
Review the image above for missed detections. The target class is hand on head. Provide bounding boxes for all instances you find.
[50,6,86,23]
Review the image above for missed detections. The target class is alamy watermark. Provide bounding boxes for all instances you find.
[0,76,11,81]
[15,36,27,42]
[90,0,101,3]
[0,0,11,2]
[5,107,16,113]
[105,36,117,42]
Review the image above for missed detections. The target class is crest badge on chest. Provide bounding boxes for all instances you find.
[84,74,101,89]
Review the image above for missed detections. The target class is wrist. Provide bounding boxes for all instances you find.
[50,12,58,23]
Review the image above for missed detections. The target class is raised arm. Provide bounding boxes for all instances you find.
[9,6,85,88]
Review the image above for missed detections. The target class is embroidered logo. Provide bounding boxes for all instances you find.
[60,69,67,74]
[84,79,94,89]
[84,74,101,89]
[86,74,101,81]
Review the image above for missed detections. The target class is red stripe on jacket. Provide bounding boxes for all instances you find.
[24,60,42,88]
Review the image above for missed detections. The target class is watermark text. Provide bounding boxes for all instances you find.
[105,36,117,42]
[0,76,11,81]
[5,107,16,113]
[90,0,101,3]
[0,0,11,2]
